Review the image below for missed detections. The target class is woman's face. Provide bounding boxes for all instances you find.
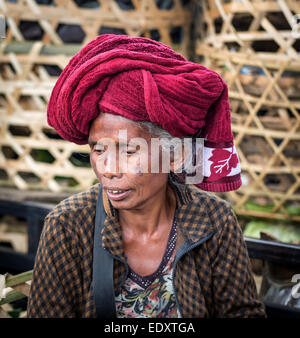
[89,113,169,210]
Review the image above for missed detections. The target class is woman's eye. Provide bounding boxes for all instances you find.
[120,148,136,155]
[126,150,136,155]
[94,148,105,154]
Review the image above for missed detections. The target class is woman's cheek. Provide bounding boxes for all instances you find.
[90,152,96,171]
[90,153,103,179]
[124,152,147,175]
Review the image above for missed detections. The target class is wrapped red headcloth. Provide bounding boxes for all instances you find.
[47,34,242,192]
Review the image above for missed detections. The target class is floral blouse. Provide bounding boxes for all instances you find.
[115,216,181,318]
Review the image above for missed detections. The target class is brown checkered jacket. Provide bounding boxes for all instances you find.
[27,181,266,318]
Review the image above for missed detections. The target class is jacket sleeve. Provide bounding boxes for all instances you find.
[210,204,267,318]
[27,214,80,318]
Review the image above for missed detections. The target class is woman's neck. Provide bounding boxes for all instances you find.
[118,183,176,238]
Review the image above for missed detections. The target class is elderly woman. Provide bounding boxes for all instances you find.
[27,34,266,318]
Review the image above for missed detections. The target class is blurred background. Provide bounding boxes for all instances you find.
[0,0,300,318]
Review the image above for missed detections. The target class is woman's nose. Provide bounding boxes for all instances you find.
[103,170,122,179]
[102,152,122,179]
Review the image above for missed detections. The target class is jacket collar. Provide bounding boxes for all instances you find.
[100,179,215,259]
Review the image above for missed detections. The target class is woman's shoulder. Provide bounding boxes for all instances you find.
[184,184,239,235]
[186,184,232,214]
[44,183,100,228]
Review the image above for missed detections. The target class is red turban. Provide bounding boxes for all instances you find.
[47,34,241,192]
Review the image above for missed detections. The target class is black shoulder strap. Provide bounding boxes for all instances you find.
[92,185,116,318]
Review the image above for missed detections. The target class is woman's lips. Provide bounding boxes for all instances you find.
[105,189,132,201]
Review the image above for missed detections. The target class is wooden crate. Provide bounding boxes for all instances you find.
[0,270,32,318]
[2,0,194,57]
[0,0,194,193]
[0,215,27,253]
[196,0,300,221]
[197,0,300,57]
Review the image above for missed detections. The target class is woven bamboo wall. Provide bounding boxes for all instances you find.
[0,0,194,193]
[196,0,300,221]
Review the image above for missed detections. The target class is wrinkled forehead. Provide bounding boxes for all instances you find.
[88,112,151,146]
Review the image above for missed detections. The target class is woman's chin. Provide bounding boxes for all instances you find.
[107,193,136,210]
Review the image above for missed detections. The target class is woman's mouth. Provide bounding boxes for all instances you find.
[105,188,132,201]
